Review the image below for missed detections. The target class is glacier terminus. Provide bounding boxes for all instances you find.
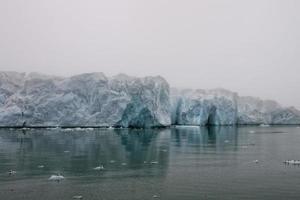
[0,71,299,128]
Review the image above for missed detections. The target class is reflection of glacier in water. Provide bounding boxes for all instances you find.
[171,126,238,148]
[1,126,300,200]
[0,126,256,175]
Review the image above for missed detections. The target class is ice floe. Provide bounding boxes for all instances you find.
[49,174,65,181]
[93,165,104,170]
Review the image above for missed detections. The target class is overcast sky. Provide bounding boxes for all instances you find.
[0,0,299,108]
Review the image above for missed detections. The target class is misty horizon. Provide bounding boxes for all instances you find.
[1,0,299,109]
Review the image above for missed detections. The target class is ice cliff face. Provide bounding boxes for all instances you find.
[0,72,170,127]
[237,96,300,125]
[0,71,299,127]
[171,89,300,125]
[171,88,238,125]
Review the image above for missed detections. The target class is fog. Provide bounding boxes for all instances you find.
[0,0,299,108]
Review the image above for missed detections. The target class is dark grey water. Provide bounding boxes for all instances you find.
[1,126,300,200]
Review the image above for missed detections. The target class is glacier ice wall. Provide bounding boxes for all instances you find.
[0,72,171,128]
[171,88,238,125]
[0,71,299,127]
[171,88,300,125]
[237,96,300,125]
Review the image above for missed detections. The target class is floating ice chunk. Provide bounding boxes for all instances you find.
[109,160,115,163]
[38,165,45,168]
[253,160,259,163]
[73,196,83,199]
[249,130,255,133]
[153,195,160,198]
[121,163,127,166]
[8,170,16,175]
[93,165,104,170]
[151,161,158,164]
[64,150,70,153]
[49,174,65,181]
[224,140,229,143]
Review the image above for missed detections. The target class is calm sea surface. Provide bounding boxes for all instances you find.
[1,126,300,200]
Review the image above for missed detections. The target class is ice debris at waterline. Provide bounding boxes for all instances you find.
[93,165,104,170]
[48,174,65,181]
[259,124,270,127]
[8,170,16,176]
[284,160,300,165]
[0,71,300,127]
[73,196,83,199]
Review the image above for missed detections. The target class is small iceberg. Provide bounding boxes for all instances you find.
[93,165,104,170]
[109,160,115,163]
[284,160,300,165]
[151,161,158,164]
[49,174,65,181]
[73,195,83,199]
[37,165,45,168]
[153,195,160,198]
[253,160,259,163]
[249,130,255,133]
[121,163,127,166]
[8,170,16,176]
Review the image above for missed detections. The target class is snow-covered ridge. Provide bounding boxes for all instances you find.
[0,71,299,127]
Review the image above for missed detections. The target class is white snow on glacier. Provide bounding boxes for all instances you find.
[0,71,299,127]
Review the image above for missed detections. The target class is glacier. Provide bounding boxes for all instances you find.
[171,88,238,125]
[0,72,170,128]
[171,88,300,126]
[0,71,299,127]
